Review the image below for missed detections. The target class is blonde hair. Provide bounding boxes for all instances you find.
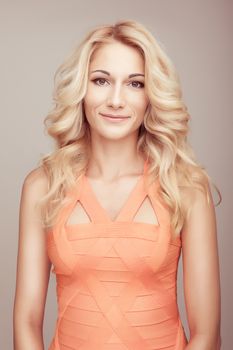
[38,19,222,238]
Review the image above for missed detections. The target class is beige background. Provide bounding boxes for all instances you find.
[1,0,232,349]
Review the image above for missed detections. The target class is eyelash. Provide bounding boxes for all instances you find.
[91,78,144,89]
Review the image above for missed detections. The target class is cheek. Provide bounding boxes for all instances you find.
[85,85,106,107]
[83,92,105,125]
[129,93,148,114]
[83,95,100,116]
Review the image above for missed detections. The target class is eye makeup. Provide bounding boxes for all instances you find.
[91,77,145,89]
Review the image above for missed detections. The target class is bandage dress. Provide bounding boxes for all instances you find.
[46,158,188,349]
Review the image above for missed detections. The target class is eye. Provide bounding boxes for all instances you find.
[129,81,144,89]
[91,78,109,86]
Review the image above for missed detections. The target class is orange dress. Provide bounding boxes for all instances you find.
[46,159,188,349]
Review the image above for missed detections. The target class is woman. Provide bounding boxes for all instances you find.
[13,20,222,349]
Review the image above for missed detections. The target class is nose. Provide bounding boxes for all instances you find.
[106,84,126,109]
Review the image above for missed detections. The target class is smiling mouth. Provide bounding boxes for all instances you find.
[100,113,130,119]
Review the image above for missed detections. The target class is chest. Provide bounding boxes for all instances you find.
[66,175,159,226]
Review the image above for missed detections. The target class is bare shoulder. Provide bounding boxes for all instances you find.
[19,166,50,235]
[179,174,212,220]
[179,174,216,243]
[179,174,215,239]
[22,166,49,198]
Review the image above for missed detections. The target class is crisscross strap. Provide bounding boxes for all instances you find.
[78,156,150,223]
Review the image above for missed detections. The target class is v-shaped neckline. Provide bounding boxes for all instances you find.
[81,158,148,224]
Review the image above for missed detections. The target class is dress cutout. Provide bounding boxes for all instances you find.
[46,158,188,349]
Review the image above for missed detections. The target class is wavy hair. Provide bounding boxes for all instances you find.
[37,19,222,238]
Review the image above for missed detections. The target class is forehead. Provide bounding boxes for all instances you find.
[89,41,145,74]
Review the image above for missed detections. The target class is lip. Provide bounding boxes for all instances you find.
[100,113,130,119]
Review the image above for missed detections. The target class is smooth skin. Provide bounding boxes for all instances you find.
[13,41,221,349]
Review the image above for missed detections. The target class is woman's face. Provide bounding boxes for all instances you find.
[83,41,149,140]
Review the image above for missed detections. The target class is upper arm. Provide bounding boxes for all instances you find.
[181,179,221,342]
[13,166,51,327]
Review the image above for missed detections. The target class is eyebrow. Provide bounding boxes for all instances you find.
[90,69,145,78]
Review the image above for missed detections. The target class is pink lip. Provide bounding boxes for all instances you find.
[100,113,130,118]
